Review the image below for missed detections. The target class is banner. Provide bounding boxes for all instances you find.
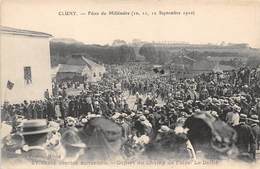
[6,80,14,90]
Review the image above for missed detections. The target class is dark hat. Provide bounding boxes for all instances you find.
[136,111,143,115]
[155,105,161,109]
[169,108,176,114]
[20,120,54,135]
[222,99,229,106]
[61,130,86,148]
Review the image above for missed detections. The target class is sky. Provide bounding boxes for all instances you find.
[1,0,260,47]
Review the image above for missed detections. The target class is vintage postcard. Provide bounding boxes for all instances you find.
[1,0,260,169]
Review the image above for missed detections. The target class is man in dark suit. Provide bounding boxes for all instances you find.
[46,99,55,120]
[68,98,76,117]
[20,120,54,162]
[234,114,256,162]
[248,115,260,159]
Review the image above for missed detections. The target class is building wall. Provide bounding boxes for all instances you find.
[1,34,52,103]
[56,72,83,82]
[83,65,106,82]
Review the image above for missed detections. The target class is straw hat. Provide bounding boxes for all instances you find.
[20,120,54,135]
[144,110,150,115]
[158,125,170,133]
[138,115,146,121]
[239,114,247,120]
[248,115,259,123]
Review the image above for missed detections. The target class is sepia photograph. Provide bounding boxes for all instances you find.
[1,0,260,169]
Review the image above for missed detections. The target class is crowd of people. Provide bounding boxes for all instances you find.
[1,63,260,164]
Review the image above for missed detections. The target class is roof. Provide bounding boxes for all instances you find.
[66,55,87,66]
[172,55,196,64]
[0,26,52,38]
[57,64,85,73]
[66,55,103,69]
[82,56,101,68]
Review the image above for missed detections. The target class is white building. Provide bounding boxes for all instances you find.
[0,26,53,103]
[54,55,106,83]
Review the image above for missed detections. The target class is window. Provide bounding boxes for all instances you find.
[24,66,32,84]
[99,72,102,77]
[93,73,96,77]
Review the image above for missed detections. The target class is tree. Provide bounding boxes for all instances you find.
[139,44,158,63]
[157,50,171,64]
[246,56,260,68]
[112,39,127,46]
[50,39,136,66]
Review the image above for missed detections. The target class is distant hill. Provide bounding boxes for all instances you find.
[50,38,260,67]
[138,42,260,66]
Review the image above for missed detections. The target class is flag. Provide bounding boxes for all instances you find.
[7,80,14,90]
